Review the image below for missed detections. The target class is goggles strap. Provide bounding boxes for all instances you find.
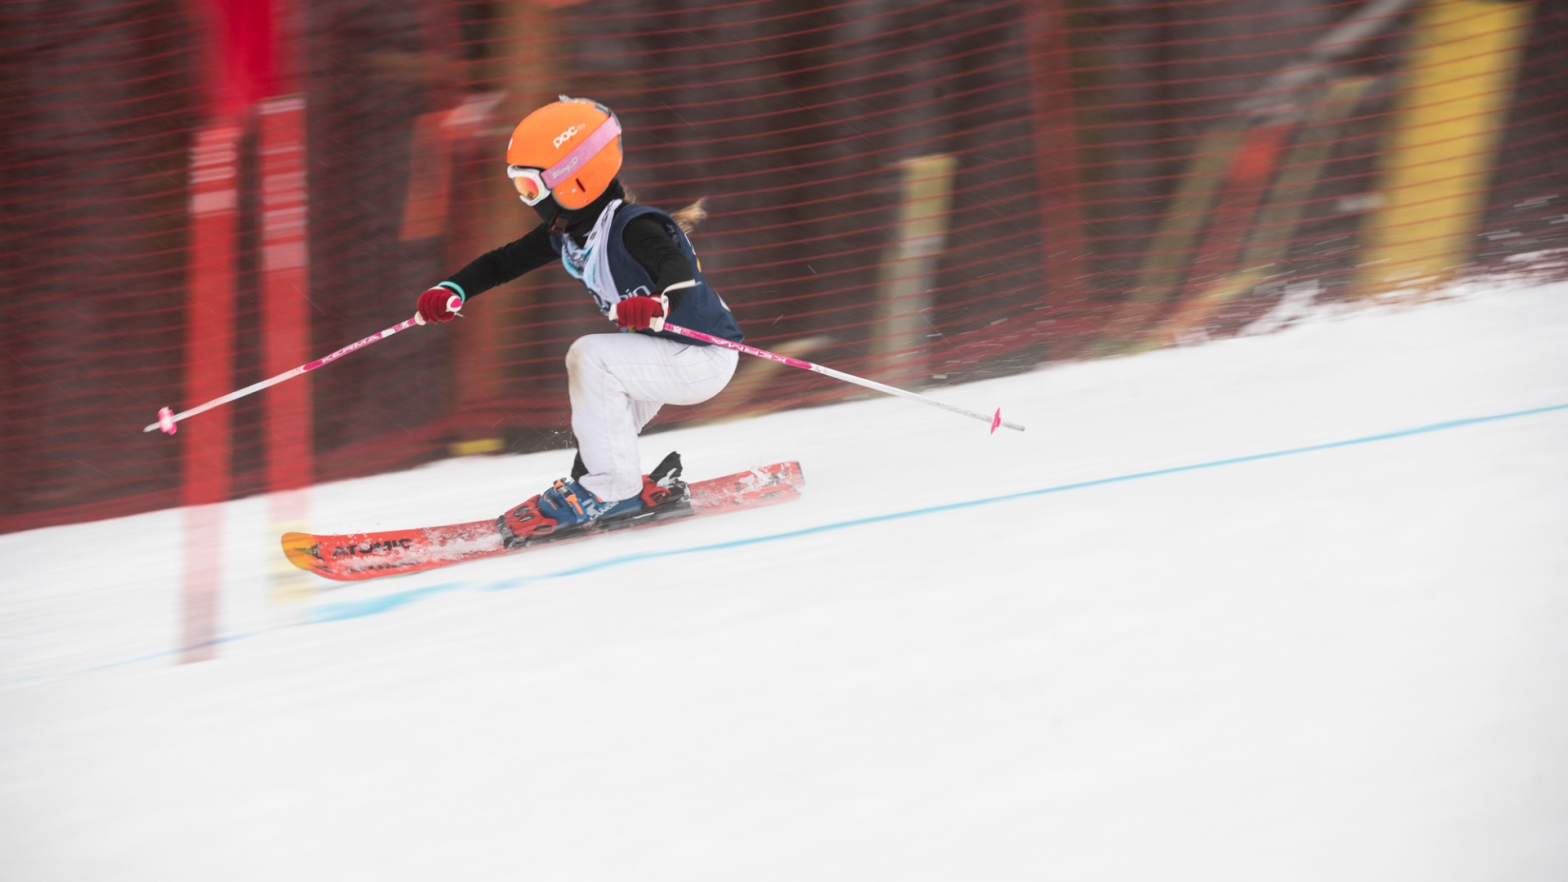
[541,116,621,189]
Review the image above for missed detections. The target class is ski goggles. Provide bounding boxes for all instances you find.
[508,164,552,206]
[506,110,623,206]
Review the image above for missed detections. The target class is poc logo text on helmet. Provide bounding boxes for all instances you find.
[553,125,583,149]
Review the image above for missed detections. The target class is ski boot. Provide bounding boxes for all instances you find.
[498,451,691,548]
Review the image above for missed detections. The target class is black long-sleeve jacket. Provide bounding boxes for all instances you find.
[443,183,697,310]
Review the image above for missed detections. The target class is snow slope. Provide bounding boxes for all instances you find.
[2,281,1567,881]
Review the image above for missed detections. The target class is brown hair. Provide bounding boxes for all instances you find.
[668,198,707,235]
[621,184,707,234]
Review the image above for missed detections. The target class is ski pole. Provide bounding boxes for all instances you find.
[144,296,461,435]
[662,322,1025,434]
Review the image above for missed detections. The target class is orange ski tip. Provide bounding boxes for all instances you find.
[280,532,325,572]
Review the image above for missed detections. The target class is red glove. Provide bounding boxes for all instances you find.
[415,285,463,325]
[614,294,667,332]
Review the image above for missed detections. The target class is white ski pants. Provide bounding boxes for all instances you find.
[567,332,739,502]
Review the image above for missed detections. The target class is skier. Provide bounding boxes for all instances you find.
[412,96,744,541]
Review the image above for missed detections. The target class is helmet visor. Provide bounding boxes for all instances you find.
[507,165,549,206]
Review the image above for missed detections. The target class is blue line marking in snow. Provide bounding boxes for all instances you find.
[52,401,1567,680]
[317,401,1568,616]
[31,631,260,683]
[308,582,466,624]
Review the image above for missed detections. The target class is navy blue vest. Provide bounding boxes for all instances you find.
[551,204,744,346]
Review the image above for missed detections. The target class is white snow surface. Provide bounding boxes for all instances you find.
[3,281,1567,881]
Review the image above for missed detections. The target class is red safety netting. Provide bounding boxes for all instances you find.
[2,0,1565,533]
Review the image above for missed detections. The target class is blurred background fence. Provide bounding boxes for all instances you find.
[3,0,1565,533]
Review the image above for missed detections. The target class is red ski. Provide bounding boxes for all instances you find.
[282,460,804,582]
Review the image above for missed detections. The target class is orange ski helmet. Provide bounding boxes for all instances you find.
[506,96,623,210]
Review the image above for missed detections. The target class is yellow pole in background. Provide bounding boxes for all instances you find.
[877,154,957,387]
[1359,0,1534,295]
